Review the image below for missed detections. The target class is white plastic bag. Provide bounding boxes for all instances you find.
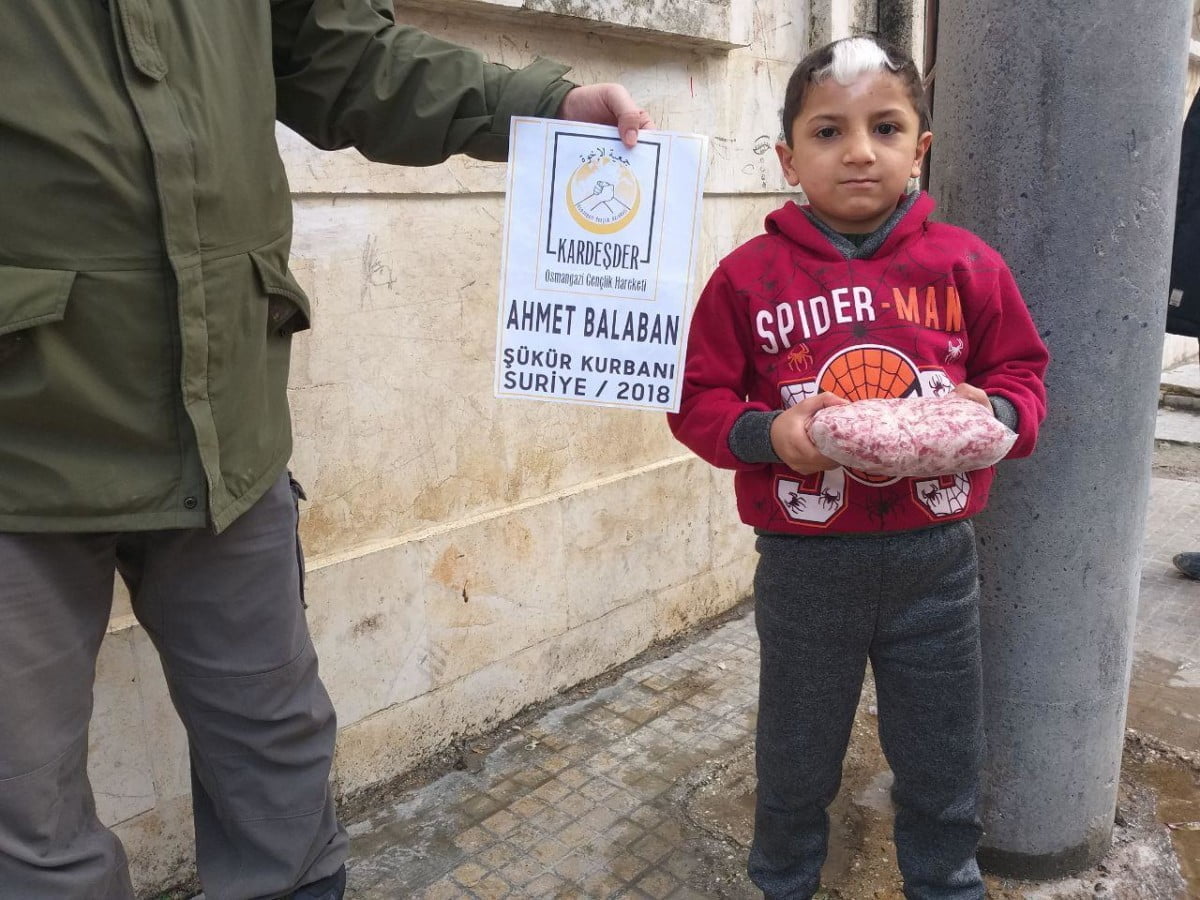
[808,395,1017,477]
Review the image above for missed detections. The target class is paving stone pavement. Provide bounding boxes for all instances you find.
[1129,476,1200,750]
[168,371,1200,900]
[344,619,762,899]
[1131,371,1200,750]
[337,372,1200,898]
[339,461,1200,899]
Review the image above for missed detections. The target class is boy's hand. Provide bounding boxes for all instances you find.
[951,382,991,411]
[557,84,655,147]
[770,392,850,474]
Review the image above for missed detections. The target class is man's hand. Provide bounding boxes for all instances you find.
[770,392,850,475]
[557,84,655,147]
[951,382,991,411]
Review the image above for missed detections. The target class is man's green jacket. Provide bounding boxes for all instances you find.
[0,1,572,532]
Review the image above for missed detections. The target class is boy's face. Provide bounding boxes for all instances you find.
[776,70,932,234]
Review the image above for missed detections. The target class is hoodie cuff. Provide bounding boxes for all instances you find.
[729,410,784,464]
[989,395,1019,432]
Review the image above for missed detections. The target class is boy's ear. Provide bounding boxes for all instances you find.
[910,130,933,179]
[776,141,802,187]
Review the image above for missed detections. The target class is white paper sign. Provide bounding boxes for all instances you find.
[494,118,708,412]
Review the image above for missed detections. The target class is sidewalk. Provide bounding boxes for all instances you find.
[1157,360,1200,445]
[1136,360,1200,749]
[339,405,1200,898]
[346,617,760,899]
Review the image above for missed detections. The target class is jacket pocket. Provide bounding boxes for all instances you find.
[0,265,77,364]
[249,237,313,337]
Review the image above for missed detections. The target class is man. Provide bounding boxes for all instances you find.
[0,2,652,898]
[1168,90,1200,581]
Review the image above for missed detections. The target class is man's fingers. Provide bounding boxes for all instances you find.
[616,107,654,147]
[603,85,652,146]
[558,84,654,147]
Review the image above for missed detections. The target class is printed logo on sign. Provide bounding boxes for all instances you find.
[567,148,640,233]
[544,133,662,289]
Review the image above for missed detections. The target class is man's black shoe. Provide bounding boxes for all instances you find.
[287,865,346,900]
[1173,552,1200,580]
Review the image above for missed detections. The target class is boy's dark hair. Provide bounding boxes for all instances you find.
[781,36,930,145]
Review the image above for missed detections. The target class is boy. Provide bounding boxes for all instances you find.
[668,36,1048,900]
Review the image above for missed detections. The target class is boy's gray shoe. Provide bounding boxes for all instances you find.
[1173,552,1200,580]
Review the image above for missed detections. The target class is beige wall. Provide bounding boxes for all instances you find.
[95,0,837,892]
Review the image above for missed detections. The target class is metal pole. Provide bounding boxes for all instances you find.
[930,1,1190,877]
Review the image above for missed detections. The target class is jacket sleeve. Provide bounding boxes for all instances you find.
[667,268,774,470]
[964,261,1050,459]
[270,0,576,164]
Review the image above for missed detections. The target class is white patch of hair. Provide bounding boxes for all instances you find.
[815,37,900,86]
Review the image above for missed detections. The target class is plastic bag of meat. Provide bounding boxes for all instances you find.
[808,395,1018,477]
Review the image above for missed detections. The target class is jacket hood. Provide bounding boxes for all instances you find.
[764,191,937,260]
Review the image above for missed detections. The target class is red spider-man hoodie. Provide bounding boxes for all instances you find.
[668,191,1049,535]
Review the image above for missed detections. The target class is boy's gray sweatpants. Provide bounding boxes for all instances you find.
[749,522,985,900]
[0,474,347,900]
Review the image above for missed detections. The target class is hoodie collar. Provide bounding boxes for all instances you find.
[765,190,935,261]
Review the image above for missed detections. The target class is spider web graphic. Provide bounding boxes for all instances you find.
[870,233,1007,327]
[803,230,1003,372]
[771,249,930,372]
[818,345,921,400]
[771,248,931,407]
[731,220,1005,531]
[740,225,1005,406]
[912,473,972,517]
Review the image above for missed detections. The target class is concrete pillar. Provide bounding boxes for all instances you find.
[930,1,1191,878]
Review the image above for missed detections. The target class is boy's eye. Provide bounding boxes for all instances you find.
[815,126,838,139]
[876,122,899,135]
